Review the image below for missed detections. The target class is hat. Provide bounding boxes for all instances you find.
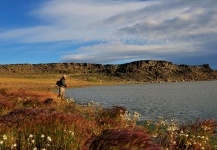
[63,74,67,78]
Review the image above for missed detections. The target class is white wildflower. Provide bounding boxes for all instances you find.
[41,134,45,138]
[122,111,131,120]
[11,144,17,149]
[152,134,157,138]
[69,131,74,136]
[70,98,75,103]
[3,135,7,140]
[0,141,3,144]
[47,136,52,142]
[29,134,34,138]
[132,111,141,122]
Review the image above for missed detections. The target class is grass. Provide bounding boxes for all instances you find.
[0,76,217,150]
[0,75,121,91]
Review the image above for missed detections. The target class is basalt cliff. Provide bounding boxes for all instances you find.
[0,60,216,83]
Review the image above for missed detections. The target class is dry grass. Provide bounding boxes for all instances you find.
[0,88,136,149]
[0,77,118,91]
[0,77,217,149]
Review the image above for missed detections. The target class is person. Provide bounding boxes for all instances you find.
[57,74,68,100]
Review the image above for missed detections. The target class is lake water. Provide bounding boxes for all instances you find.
[65,81,217,123]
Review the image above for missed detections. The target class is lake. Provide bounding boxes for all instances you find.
[65,81,217,123]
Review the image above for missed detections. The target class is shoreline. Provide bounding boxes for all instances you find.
[1,77,216,91]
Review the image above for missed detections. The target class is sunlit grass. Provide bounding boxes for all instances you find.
[0,79,217,149]
[0,76,120,91]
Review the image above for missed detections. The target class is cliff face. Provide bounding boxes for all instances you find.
[111,60,217,82]
[0,60,216,82]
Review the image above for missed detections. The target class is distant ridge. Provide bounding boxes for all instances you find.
[0,60,216,82]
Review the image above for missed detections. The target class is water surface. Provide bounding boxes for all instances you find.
[66,81,217,123]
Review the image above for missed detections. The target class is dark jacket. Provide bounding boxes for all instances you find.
[59,77,67,87]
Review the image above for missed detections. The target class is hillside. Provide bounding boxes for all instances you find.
[0,60,216,83]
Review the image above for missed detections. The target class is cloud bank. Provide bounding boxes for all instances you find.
[1,0,217,68]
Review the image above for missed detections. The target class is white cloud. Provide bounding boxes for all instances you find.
[0,0,217,67]
[0,0,152,43]
[61,41,197,64]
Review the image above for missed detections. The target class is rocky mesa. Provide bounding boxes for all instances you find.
[0,60,216,83]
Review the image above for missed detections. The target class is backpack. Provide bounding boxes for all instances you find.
[56,80,61,86]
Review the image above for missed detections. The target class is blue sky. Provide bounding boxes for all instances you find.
[0,0,217,69]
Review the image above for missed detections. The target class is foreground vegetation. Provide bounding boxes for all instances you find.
[0,77,217,150]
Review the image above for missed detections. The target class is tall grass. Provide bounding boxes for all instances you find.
[0,88,216,149]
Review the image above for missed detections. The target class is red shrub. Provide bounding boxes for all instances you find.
[87,129,160,150]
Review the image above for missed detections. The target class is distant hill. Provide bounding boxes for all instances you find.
[0,60,216,82]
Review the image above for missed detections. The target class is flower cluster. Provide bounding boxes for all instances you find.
[0,133,53,150]
[120,110,142,122]
[141,117,217,149]
[132,111,141,122]
[66,98,75,103]
[88,100,100,107]
[0,134,17,150]
[120,110,131,120]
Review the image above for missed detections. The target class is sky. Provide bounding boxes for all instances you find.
[0,0,217,70]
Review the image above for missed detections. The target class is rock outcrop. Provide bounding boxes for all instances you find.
[0,60,216,82]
